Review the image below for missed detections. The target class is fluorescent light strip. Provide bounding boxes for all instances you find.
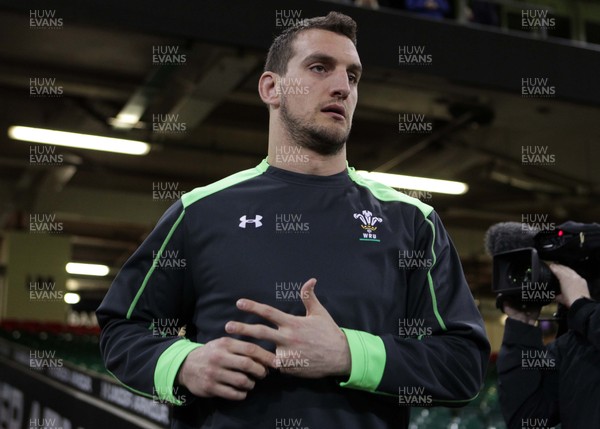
[357,170,468,195]
[64,293,81,304]
[8,125,150,155]
[66,262,110,277]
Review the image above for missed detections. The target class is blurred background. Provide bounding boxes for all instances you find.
[0,0,599,427]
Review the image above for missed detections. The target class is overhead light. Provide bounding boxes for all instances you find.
[109,112,144,130]
[64,293,81,305]
[8,126,150,155]
[356,171,468,195]
[115,112,141,126]
[66,262,110,277]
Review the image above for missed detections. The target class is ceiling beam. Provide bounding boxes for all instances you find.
[2,0,599,105]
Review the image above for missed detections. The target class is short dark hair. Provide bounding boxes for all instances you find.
[264,11,357,75]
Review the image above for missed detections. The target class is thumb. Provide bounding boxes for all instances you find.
[301,278,322,315]
[548,262,560,275]
[548,262,570,280]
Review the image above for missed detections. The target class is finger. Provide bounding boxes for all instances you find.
[236,299,289,326]
[220,353,270,380]
[225,321,280,342]
[209,382,250,401]
[549,262,575,279]
[226,338,277,369]
[548,262,563,276]
[216,369,256,392]
[300,278,321,315]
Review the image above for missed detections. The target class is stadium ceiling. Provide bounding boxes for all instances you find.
[0,0,598,298]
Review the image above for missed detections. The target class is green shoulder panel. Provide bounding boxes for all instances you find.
[347,167,433,218]
[182,159,269,209]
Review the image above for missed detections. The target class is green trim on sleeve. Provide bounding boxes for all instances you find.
[126,209,186,319]
[339,328,386,392]
[423,216,447,331]
[154,339,203,405]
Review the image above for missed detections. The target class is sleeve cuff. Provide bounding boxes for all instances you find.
[339,328,386,392]
[502,317,544,348]
[154,339,203,405]
[568,297,596,335]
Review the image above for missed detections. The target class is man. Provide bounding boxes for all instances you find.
[97,12,490,429]
[498,264,600,428]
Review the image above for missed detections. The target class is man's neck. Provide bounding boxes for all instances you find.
[267,147,346,176]
[267,120,347,176]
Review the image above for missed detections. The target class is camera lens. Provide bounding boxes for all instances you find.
[507,261,532,285]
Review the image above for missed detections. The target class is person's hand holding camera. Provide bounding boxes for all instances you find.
[502,300,541,326]
[503,263,591,323]
[549,263,591,308]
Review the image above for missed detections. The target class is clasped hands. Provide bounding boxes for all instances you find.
[177,278,351,400]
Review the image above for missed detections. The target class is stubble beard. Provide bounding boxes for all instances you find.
[280,95,351,156]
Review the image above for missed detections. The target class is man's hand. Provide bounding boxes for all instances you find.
[225,278,351,378]
[549,263,590,308]
[503,300,541,326]
[177,337,275,401]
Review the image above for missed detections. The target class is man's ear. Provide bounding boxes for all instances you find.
[258,71,281,108]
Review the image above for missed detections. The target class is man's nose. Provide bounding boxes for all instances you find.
[329,68,351,99]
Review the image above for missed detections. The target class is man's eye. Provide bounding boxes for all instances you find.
[311,65,326,73]
[349,74,358,84]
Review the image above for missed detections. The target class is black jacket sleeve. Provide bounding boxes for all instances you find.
[498,299,599,428]
[96,201,202,405]
[497,318,561,428]
[568,298,599,350]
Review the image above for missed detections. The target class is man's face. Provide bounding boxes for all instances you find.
[277,29,362,156]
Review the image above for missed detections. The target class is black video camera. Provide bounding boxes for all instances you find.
[490,221,600,310]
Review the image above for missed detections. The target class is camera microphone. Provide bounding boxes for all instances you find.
[484,222,539,256]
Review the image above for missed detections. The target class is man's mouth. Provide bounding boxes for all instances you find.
[321,104,346,120]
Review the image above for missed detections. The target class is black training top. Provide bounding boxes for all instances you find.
[97,159,490,429]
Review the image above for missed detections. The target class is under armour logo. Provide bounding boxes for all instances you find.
[239,215,263,228]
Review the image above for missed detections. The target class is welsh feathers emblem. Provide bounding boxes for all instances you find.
[353,210,383,242]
